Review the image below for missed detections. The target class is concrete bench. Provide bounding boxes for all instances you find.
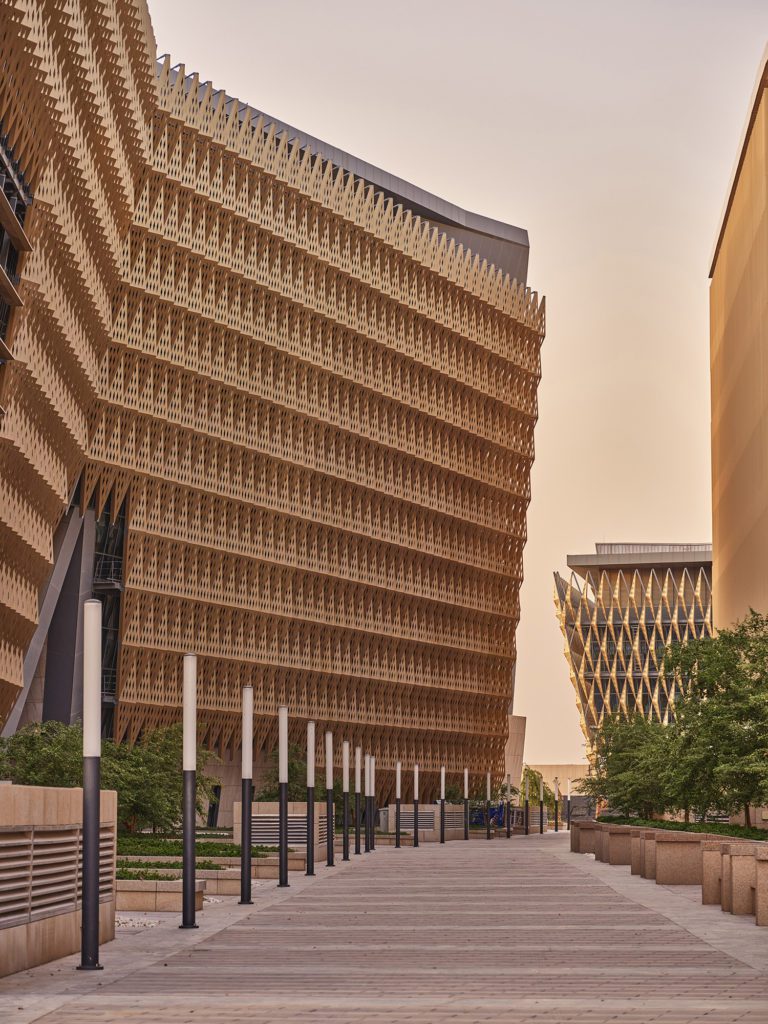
[570,820,598,855]
[640,831,657,880]
[605,824,632,865]
[702,839,753,907]
[655,831,706,885]
[729,843,760,916]
[755,850,768,925]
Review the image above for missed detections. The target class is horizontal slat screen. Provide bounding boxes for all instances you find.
[399,810,436,830]
[251,813,329,847]
[0,821,115,931]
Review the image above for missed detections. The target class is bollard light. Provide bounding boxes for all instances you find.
[554,777,560,833]
[524,776,530,836]
[354,746,362,855]
[395,761,402,848]
[486,771,491,840]
[370,756,377,851]
[181,653,199,926]
[325,731,335,867]
[79,599,103,968]
[413,764,420,848]
[239,686,254,904]
[439,765,446,844]
[567,777,572,830]
[463,767,469,841]
[364,754,372,853]
[506,772,512,839]
[539,777,544,835]
[306,721,316,876]
[342,740,350,861]
[278,706,289,887]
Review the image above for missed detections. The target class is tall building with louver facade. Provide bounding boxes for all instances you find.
[0,0,545,810]
[554,544,713,750]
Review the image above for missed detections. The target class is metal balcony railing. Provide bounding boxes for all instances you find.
[94,553,123,583]
[101,669,117,701]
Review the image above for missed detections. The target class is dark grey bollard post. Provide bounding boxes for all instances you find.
[506,773,512,839]
[364,754,371,853]
[539,777,544,836]
[354,746,362,854]
[325,730,335,867]
[413,764,420,848]
[306,721,316,876]
[485,772,491,840]
[439,765,446,844]
[566,778,572,831]
[239,685,253,904]
[370,757,376,851]
[395,761,402,848]
[342,740,350,861]
[278,705,289,887]
[463,767,469,841]
[554,777,559,833]
[370,756,376,851]
[180,653,199,927]
[524,777,530,836]
[79,599,104,969]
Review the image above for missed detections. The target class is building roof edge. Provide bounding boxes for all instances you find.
[709,43,768,279]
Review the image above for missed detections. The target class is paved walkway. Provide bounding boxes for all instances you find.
[3,833,768,1023]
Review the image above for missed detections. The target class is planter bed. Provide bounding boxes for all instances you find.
[116,878,205,912]
[118,853,309,872]
[374,834,414,847]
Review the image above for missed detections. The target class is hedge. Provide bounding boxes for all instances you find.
[597,815,768,841]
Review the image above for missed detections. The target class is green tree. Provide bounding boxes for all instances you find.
[658,700,722,824]
[519,765,554,811]
[0,721,81,786]
[0,721,218,834]
[254,744,307,801]
[664,611,768,825]
[579,715,668,818]
[444,782,463,802]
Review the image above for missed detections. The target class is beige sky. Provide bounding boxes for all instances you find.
[148,0,768,763]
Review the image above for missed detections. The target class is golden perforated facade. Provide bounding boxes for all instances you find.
[0,0,545,798]
[554,544,713,749]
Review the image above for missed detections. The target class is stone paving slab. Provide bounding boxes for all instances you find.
[1,833,767,1022]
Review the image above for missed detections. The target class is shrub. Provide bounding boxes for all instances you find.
[0,721,219,834]
[115,836,277,858]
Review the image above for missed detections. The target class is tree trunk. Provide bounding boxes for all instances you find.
[684,807,690,825]
[744,803,751,828]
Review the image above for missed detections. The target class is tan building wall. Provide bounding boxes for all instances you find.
[504,713,526,791]
[0,1,544,806]
[528,763,589,798]
[0,783,116,977]
[710,50,768,628]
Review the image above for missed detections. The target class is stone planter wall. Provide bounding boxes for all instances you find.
[116,878,205,912]
[0,782,117,978]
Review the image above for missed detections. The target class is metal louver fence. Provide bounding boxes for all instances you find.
[251,812,329,847]
[0,825,115,930]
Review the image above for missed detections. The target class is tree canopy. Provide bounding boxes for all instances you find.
[581,611,768,825]
[0,721,219,833]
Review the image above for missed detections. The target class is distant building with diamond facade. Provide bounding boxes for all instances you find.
[554,544,713,749]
